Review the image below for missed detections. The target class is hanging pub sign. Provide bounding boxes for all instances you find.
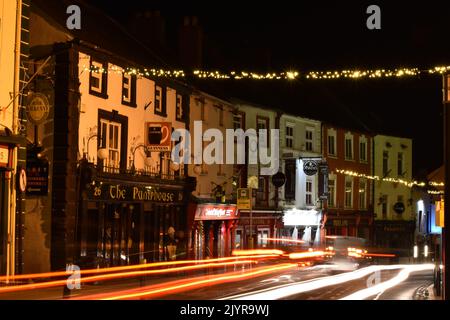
[26,93,50,125]
[318,162,329,200]
[26,160,49,195]
[303,160,318,176]
[145,122,172,152]
[393,202,405,214]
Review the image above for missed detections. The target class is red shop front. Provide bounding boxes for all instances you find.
[187,203,239,259]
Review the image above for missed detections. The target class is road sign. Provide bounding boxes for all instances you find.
[237,188,252,210]
[393,202,405,214]
[271,172,286,188]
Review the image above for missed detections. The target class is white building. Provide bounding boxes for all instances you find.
[279,114,323,245]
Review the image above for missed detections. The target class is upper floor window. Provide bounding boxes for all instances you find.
[257,117,268,131]
[305,129,313,151]
[176,94,183,121]
[306,180,313,205]
[345,134,353,160]
[233,114,243,130]
[327,130,336,156]
[383,151,389,176]
[155,86,163,114]
[359,136,367,163]
[398,152,404,176]
[122,73,136,107]
[89,60,108,98]
[359,178,367,210]
[99,119,121,172]
[345,176,353,208]
[381,195,388,219]
[328,177,336,208]
[286,126,294,148]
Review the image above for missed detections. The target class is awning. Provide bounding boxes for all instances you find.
[283,208,321,226]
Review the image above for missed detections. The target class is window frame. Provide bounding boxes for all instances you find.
[328,176,336,208]
[176,93,184,121]
[344,176,353,209]
[154,85,167,117]
[358,178,367,210]
[305,128,314,152]
[359,136,367,163]
[345,133,354,160]
[89,59,108,99]
[286,125,294,149]
[327,130,336,157]
[121,73,137,107]
[305,179,313,206]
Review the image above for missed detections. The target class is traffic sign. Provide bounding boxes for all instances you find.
[271,172,286,188]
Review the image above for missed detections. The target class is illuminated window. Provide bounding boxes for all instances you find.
[99,119,121,172]
[328,178,336,207]
[345,176,353,208]
[359,179,367,210]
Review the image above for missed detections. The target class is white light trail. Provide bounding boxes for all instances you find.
[340,264,434,300]
[221,264,433,300]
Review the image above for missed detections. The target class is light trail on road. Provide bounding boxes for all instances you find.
[74,263,298,300]
[221,264,433,300]
[340,264,435,300]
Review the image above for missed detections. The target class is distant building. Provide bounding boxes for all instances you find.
[373,135,414,254]
[322,124,374,242]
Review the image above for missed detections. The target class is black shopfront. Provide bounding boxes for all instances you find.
[76,176,194,268]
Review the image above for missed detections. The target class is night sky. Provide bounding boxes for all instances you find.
[88,0,449,176]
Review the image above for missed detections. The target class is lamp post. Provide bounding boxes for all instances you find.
[443,73,450,300]
[131,144,154,172]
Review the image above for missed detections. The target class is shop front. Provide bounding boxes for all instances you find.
[235,210,283,250]
[325,212,373,242]
[188,203,239,259]
[281,208,322,247]
[374,221,415,255]
[77,177,194,268]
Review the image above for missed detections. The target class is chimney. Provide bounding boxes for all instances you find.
[129,10,166,49]
[178,16,203,69]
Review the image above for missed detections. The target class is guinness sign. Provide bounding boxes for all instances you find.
[303,160,318,176]
[27,93,50,125]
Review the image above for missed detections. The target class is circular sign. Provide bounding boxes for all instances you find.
[271,172,286,188]
[27,93,50,125]
[303,160,318,176]
[19,168,27,193]
[393,202,405,214]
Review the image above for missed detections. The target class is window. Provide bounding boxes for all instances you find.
[305,129,313,151]
[381,195,388,219]
[328,135,336,156]
[257,176,269,204]
[284,159,296,200]
[99,119,121,172]
[383,151,389,176]
[257,117,268,131]
[328,177,336,207]
[345,177,353,208]
[345,135,353,160]
[286,126,294,148]
[219,108,224,126]
[122,73,136,107]
[155,86,163,114]
[233,114,243,130]
[359,179,367,210]
[397,152,404,176]
[176,94,183,121]
[359,137,367,162]
[89,60,108,98]
[306,180,313,205]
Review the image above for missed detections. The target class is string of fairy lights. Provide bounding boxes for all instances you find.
[80,64,450,80]
[335,169,444,195]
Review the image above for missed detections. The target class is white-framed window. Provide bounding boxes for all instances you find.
[306,179,313,205]
[257,117,268,130]
[99,119,121,171]
[397,152,404,176]
[327,129,336,156]
[90,60,104,94]
[359,136,367,163]
[345,176,353,208]
[233,114,242,130]
[305,129,313,151]
[176,94,183,120]
[383,151,389,176]
[155,86,162,113]
[359,178,367,210]
[328,176,336,208]
[286,125,294,148]
[345,133,353,160]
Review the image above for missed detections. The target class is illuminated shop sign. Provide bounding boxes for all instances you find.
[195,204,239,220]
[88,182,184,203]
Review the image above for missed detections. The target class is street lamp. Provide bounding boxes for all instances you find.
[131,144,154,172]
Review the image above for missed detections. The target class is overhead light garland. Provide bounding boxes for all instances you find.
[335,169,443,189]
[81,64,450,80]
